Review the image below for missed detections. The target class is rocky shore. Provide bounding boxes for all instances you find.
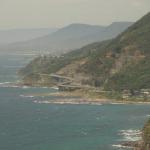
[121,120,150,150]
[121,141,143,150]
[121,140,150,150]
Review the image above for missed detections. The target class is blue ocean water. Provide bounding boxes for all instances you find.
[0,54,150,150]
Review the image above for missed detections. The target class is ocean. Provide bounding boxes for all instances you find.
[0,53,150,150]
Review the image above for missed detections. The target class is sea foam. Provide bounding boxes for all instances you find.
[20,95,35,98]
[118,129,142,142]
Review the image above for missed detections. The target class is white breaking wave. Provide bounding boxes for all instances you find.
[22,86,30,89]
[0,82,12,85]
[34,100,50,104]
[110,103,126,105]
[112,144,132,149]
[20,95,35,98]
[112,129,142,149]
[33,100,103,105]
[118,129,142,142]
[0,82,19,88]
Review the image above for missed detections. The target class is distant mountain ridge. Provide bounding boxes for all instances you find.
[1,22,133,54]
[0,28,57,45]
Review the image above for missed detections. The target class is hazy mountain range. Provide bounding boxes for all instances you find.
[0,22,133,54]
[0,28,57,45]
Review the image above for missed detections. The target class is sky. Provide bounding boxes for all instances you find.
[0,0,150,29]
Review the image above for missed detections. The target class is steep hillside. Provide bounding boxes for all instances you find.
[19,41,110,85]
[20,12,150,94]
[102,12,150,91]
[1,22,132,54]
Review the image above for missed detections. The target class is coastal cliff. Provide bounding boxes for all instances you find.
[131,120,150,150]
[141,120,150,150]
[121,120,150,150]
[19,12,150,101]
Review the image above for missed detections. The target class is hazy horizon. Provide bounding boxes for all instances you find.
[0,21,133,31]
[0,0,150,30]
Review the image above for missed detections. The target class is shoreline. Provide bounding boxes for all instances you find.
[28,84,150,105]
[1,82,150,105]
[24,90,150,105]
[119,140,143,150]
[33,98,150,105]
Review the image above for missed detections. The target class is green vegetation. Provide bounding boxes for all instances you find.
[20,12,150,100]
[19,56,72,76]
[105,59,150,91]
